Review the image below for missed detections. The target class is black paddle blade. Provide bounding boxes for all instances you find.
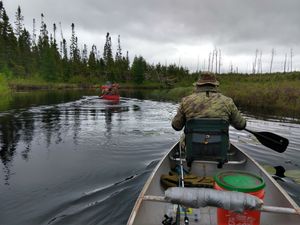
[245,129,289,153]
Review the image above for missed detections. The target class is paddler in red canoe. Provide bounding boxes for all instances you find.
[101,82,120,96]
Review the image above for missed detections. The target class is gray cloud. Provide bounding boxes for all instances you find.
[3,0,300,72]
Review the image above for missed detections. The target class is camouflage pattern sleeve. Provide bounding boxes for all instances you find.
[227,98,246,130]
[172,101,186,131]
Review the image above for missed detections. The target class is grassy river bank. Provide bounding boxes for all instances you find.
[1,72,300,120]
[145,72,300,120]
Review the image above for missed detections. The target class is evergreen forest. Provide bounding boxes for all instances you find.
[0,2,189,86]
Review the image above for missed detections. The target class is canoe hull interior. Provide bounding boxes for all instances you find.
[127,143,300,225]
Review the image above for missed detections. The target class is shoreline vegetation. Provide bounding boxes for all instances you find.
[1,72,300,121]
[0,2,299,120]
[147,72,300,120]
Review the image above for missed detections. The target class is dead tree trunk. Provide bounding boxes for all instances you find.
[283,53,287,73]
[208,53,211,72]
[218,49,221,74]
[290,48,293,72]
[215,49,218,74]
[211,51,215,72]
[252,49,258,74]
[270,48,275,74]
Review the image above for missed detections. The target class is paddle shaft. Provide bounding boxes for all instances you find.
[143,195,300,215]
[245,128,282,145]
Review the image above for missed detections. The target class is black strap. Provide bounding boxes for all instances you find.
[184,129,228,135]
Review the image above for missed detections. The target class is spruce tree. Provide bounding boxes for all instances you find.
[103,32,113,65]
[114,35,123,81]
[88,44,97,76]
[82,44,88,63]
[53,23,57,43]
[61,38,70,81]
[37,14,58,81]
[14,6,23,40]
[80,44,88,76]
[115,35,122,61]
[0,1,5,68]
[123,51,130,81]
[62,38,68,60]
[49,24,61,80]
[18,28,33,76]
[69,23,81,76]
[0,3,17,74]
[70,23,80,62]
[131,56,146,84]
[103,32,114,80]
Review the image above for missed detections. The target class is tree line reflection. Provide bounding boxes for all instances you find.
[0,103,129,184]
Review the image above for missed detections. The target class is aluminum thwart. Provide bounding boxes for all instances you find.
[165,187,263,213]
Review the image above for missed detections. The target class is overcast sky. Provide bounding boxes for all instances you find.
[3,0,300,73]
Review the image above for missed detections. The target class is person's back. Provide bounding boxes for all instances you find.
[111,83,119,95]
[172,72,246,142]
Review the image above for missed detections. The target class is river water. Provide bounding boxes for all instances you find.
[0,90,299,225]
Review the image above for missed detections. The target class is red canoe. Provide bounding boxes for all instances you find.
[100,94,120,101]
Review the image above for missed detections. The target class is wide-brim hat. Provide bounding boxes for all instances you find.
[194,72,219,86]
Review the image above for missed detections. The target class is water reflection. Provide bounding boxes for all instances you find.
[121,90,146,99]
[0,96,133,185]
[102,101,130,137]
[0,111,35,184]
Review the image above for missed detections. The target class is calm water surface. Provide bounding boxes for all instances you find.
[0,90,299,225]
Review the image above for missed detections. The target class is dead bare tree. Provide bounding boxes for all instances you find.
[290,48,293,72]
[53,23,56,43]
[32,18,36,46]
[230,62,233,73]
[218,49,222,74]
[283,53,287,73]
[208,53,211,72]
[258,51,262,74]
[252,49,258,74]
[211,51,215,72]
[215,49,218,74]
[59,22,64,57]
[270,48,275,74]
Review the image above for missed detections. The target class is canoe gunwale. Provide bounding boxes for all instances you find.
[169,156,247,165]
[127,142,178,225]
[239,146,300,210]
[126,142,300,225]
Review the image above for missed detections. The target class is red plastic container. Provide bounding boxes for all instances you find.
[214,170,265,225]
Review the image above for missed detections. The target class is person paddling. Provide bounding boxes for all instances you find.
[172,72,246,150]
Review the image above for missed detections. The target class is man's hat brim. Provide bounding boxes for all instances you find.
[193,81,219,86]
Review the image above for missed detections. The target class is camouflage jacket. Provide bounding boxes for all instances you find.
[172,86,246,131]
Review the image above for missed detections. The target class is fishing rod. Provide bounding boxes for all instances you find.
[176,143,189,225]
